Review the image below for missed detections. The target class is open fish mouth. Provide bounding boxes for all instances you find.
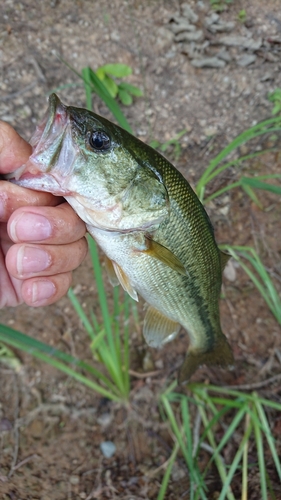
[6,94,77,196]
[29,93,68,151]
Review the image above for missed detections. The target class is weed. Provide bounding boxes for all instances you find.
[268,88,281,115]
[95,63,143,106]
[209,0,233,12]
[159,384,281,500]
[237,9,247,23]
[195,115,281,203]
[150,129,187,162]
[220,244,281,326]
[0,236,135,403]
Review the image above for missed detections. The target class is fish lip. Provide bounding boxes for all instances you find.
[6,94,70,183]
[30,93,68,150]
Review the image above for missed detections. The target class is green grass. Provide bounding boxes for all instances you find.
[0,235,135,403]
[195,115,281,203]
[220,245,281,326]
[159,383,281,499]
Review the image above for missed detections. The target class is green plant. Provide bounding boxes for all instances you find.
[0,236,135,403]
[150,129,187,162]
[237,9,247,23]
[159,383,281,500]
[95,63,143,105]
[195,115,281,203]
[209,0,233,12]
[59,57,133,132]
[268,88,281,115]
[220,245,281,326]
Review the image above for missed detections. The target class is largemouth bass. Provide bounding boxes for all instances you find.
[9,93,234,382]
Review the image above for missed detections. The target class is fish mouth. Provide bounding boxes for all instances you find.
[29,93,68,151]
[6,94,75,195]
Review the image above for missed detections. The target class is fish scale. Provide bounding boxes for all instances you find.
[8,93,234,382]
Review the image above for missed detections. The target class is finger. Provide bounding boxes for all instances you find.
[0,181,61,222]
[8,202,87,244]
[21,272,73,307]
[0,121,32,173]
[6,237,88,279]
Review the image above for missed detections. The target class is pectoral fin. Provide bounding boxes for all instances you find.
[104,256,120,287]
[143,306,181,348]
[143,237,187,276]
[112,262,138,302]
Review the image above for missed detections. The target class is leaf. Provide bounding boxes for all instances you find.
[95,67,105,80]
[241,183,263,209]
[150,140,161,149]
[118,88,133,106]
[81,66,132,133]
[102,75,118,98]
[118,82,143,96]
[241,177,281,196]
[100,63,132,78]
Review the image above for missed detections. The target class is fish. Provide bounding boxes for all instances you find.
[8,93,234,383]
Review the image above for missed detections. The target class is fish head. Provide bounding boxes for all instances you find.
[9,94,169,231]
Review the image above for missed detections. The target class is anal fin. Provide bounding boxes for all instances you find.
[112,261,138,302]
[143,306,180,348]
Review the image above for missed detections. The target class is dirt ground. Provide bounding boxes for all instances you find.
[1,0,281,498]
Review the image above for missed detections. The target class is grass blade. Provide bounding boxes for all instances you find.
[81,66,132,132]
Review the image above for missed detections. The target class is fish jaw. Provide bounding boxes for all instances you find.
[6,94,79,197]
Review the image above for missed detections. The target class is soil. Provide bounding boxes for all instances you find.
[1,0,281,498]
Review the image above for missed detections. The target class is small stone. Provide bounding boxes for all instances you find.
[69,475,79,485]
[203,126,217,137]
[218,205,229,216]
[175,30,204,43]
[172,463,186,481]
[219,35,262,50]
[217,49,232,62]
[97,413,113,427]
[100,441,116,458]
[156,27,174,51]
[260,72,274,82]
[0,418,13,432]
[191,57,226,68]
[181,3,199,23]
[207,21,235,34]
[169,19,196,34]
[223,260,236,282]
[205,12,220,25]
[110,31,120,42]
[155,359,164,369]
[237,54,256,67]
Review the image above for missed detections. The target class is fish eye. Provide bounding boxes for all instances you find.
[89,130,111,152]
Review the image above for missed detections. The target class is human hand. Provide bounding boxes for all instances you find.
[0,121,88,308]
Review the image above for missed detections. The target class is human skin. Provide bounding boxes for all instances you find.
[0,121,88,308]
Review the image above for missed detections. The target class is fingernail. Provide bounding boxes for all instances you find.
[30,280,56,304]
[10,212,52,242]
[17,246,51,276]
